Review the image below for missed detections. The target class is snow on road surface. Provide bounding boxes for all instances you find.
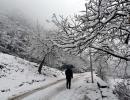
[19,73,118,100]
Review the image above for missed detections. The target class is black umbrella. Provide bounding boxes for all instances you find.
[62,64,74,69]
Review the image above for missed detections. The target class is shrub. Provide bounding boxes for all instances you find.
[114,81,130,100]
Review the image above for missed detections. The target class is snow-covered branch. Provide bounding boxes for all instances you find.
[52,0,130,61]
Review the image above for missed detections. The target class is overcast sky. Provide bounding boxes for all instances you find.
[0,0,86,28]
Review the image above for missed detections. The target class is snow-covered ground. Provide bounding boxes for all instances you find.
[0,52,118,100]
[0,53,64,100]
[20,73,118,100]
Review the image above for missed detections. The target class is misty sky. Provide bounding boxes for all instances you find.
[0,0,86,28]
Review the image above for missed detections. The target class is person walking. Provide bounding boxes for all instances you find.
[65,67,73,89]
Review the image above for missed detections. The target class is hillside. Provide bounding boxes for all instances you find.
[0,52,64,100]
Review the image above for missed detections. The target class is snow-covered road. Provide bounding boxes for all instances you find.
[8,78,66,100]
[8,73,88,100]
[8,73,118,100]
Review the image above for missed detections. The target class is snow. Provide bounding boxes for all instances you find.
[0,52,118,100]
[21,73,118,100]
[0,52,64,100]
[107,77,123,89]
[96,76,108,87]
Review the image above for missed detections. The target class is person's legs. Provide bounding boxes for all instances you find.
[66,79,69,89]
[68,78,71,89]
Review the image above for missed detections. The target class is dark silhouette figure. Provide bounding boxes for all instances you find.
[65,68,73,89]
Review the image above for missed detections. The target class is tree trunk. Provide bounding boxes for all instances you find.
[38,53,48,74]
[89,47,94,83]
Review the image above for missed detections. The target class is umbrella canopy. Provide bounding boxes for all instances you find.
[62,64,74,69]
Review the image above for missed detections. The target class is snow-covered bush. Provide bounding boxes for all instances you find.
[114,81,130,100]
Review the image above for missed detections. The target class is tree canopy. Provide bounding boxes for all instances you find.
[52,0,130,61]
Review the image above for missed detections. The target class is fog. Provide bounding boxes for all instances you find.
[0,0,86,29]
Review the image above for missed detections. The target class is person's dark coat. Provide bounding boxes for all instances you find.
[65,68,73,79]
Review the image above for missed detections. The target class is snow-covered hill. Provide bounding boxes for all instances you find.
[0,52,64,100]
